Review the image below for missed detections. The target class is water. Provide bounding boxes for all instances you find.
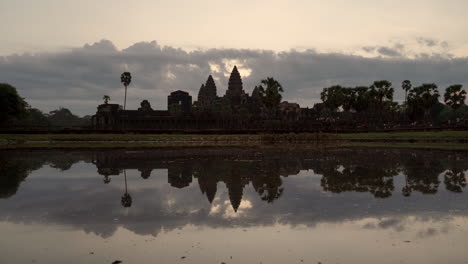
[0,146,467,264]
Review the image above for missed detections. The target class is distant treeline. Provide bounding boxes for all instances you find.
[0,83,90,128]
[318,80,467,126]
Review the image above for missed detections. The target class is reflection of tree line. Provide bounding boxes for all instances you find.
[1,149,467,208]
[317,150,467,198]
[0,151,93,198]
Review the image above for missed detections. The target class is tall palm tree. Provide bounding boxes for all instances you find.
[120,72,132,110]
[370,80,394,104]
[368,80,393,124]
[408,83,440,123]
[401,80,412,105]
[401,80,412,123]
[444,84,466,110]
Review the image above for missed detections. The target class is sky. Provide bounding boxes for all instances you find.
[1,0,468,115]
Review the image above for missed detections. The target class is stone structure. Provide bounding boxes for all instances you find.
[168,90,192,113]
[224,66,248,106]
[91,64,318,131]
[279,101,302,121]
[197,75,217,106]
[138,100,153,111]
[92,100,171,130]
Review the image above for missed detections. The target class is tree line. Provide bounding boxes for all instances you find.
[319,80,467,126]
[0,83,90,128]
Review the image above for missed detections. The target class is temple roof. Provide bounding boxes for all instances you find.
[206,75,216,88]
[204,75,217,97]
[227,66,243,92]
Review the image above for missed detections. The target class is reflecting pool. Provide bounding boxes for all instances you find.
[0,147,467,264]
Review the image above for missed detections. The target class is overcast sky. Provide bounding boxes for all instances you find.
[1,0,468,115]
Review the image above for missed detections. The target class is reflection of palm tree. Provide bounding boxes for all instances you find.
[121,170,132,207]
[103,175,111,184]
[444,169,467,193]
[402,174,412,197]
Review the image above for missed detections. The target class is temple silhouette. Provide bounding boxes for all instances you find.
[91,66,312,131]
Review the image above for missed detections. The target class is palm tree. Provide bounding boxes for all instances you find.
[368,80,393,125]
[444,84,466,110]
[258,77,284,119]
[341,87,355,112]
[401,80,412,124]
[260,78,283,106]
[370,80,394,104]
[120,72,132,110]
[320,85,345,112]
[102,95,110,104]
[401,80,412,104]
[408,83,440,123]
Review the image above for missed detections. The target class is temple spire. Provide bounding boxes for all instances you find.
[204,75,217,98]
[197,84,205,102]
[225,66,246,106]
[197,75,217,105]
[227,66,243,93]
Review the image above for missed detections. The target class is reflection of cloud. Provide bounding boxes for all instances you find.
[362,217,405,232]
[209,204,221,215]
[222,199,252,218]
[417,227,437,238]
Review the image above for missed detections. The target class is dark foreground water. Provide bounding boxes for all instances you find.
[0,146,467,264]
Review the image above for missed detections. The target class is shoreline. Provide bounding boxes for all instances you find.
[0,131,467,150]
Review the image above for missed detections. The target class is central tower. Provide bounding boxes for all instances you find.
[225,66,247,106]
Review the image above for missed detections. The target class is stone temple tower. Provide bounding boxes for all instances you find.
[225,66,247,106]
[197,75,217,105]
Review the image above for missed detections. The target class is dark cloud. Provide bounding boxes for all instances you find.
[417,37,438,47]
[1,39,467,115]
[377,47,402,57]
[362,46,376,53]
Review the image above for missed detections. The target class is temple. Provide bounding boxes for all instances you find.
[92,66,319,131]
[197,75,217,106]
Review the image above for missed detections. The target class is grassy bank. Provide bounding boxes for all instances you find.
[339,131,468,142]
[0,131,467,150]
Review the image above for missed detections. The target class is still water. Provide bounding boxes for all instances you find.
[0,146,467,264]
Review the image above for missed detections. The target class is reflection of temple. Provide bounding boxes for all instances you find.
[93,151,291,211]
[92,148,468,209]
[2,148,466,206]
[91,66,308,130]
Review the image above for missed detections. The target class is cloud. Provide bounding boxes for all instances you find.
[1,39,468,115]
[417,37,438,47]
[377,47,402,57]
